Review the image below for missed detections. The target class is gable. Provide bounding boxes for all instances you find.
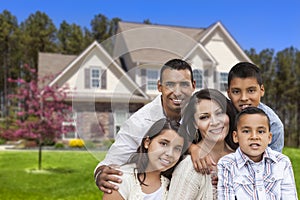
[48,41,149,103]
[200,22,252,71]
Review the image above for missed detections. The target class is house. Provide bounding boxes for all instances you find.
[38,21,251,142]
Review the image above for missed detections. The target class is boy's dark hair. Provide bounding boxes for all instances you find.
[227,62,263,86]
[235,107,270,131]
[160,59,194,83]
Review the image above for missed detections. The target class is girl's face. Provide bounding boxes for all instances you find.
[194,99,229,143]
[144,129,184,172]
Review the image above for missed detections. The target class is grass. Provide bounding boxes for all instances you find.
[283,147,300,196]
[0,149,105,200]
[0,147,299,199]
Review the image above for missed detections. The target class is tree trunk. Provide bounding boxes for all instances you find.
[38,143,42,170]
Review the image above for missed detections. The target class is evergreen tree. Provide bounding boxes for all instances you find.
[20,11,57,70]
[57,20,85,54]
[0,10,21,119]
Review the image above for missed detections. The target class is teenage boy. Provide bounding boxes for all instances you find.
[217,107,297,199]
[94,58,196,193]
[227,62,284,152]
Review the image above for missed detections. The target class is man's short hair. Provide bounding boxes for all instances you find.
[160,59,194,83]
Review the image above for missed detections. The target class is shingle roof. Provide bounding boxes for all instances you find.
[118,21,206,41]
[38,52,76,79]
[113,21,209,65]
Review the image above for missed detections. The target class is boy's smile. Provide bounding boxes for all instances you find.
[227,77,265,112]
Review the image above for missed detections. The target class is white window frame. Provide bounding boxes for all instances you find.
[193,69,203,89]
[90,68,101,88]
[147,69,159,91]
[62,112,77,140]
[114,110,129,134]
[219,72,228,92]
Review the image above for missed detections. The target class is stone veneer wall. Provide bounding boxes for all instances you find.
[73,102,144,141]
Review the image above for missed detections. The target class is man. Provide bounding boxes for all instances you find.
[94,58,196,193]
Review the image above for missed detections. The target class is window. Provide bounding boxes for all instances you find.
[220,72,228,91]
[147,69,159,90]
[193,69,203,89]
[114,111,129,134]
[62,113,77,139]
[91,68,100,88]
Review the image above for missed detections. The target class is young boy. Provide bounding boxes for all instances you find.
[227,62,284,152]
[217,107,298,199]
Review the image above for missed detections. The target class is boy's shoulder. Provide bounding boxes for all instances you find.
[258,102,277,115]
[258,102,283,123]
[266,147,291,163]
[218,150,238,166]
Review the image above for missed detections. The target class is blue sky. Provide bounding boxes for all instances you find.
[0,0,299,52]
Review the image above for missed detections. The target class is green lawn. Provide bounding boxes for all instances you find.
[0,147,299,199]
[0,149,105,200]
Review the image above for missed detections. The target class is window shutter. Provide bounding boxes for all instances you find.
[84,68,90,88]
[101,69,107,89]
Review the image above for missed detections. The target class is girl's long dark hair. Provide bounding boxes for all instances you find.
[127,118,189,185]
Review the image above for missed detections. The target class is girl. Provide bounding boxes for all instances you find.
[167,89,238,200]
[103,118,189,200]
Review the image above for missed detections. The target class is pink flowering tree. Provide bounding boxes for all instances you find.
[4,64,72,169]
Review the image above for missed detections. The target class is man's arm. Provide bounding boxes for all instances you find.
[94,165,122,194]
[94,124,141,193]
[94,95,164,193]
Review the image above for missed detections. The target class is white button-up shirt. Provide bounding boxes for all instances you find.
[97,95,165,167]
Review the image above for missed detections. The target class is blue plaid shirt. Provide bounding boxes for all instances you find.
[217,147,298,200]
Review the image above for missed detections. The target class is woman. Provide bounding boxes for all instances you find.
[103,118,190,200]
[167,89,238,200]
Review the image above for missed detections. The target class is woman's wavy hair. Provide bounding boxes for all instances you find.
[127,118,189,185]
[181,88,238,150]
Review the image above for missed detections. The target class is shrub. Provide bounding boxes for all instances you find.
[54,142,65,149]
[68,139,85,148]
[0,138,6,145]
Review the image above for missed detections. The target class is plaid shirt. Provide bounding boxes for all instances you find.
[217,147,298,200]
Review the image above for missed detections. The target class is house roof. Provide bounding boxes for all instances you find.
[38,52,76,79]
[113,21,208,65]
[118,21,206,41]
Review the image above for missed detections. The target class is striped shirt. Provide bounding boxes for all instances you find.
[217,147,298,200]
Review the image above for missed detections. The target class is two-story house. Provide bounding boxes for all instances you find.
[38,21,251,142]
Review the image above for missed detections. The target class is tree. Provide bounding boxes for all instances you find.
[0,10,22,120]
[4,64,72,170]
[90,14,110,42]
[57,20,85,54]
[20,11,57,69]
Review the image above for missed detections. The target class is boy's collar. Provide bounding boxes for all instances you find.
[236,147,277,169]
